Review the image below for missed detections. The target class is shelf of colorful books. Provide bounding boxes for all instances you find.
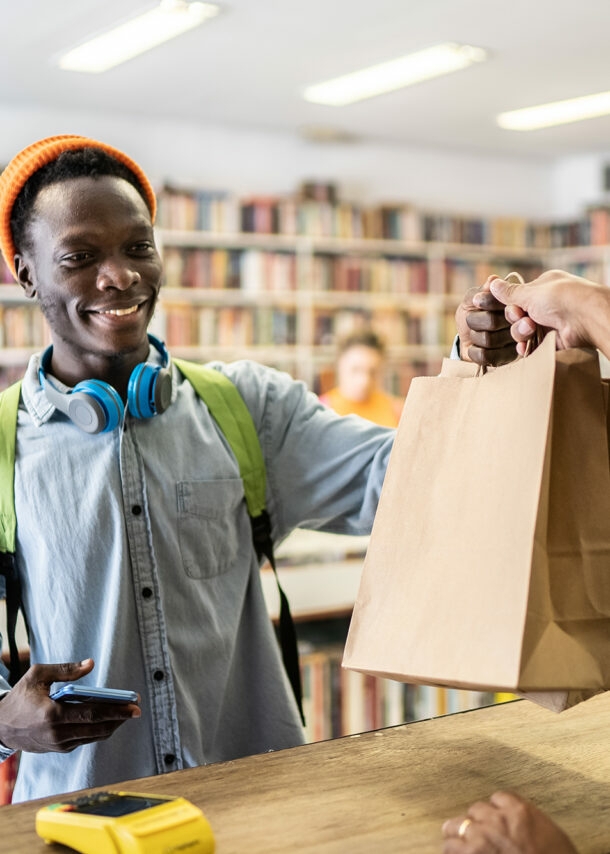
[544,244,610,287]
[158,276,453,389]
[263,530,493,743]
[157,229,546,294]
[0,290,51,386]
[299,638,493,743]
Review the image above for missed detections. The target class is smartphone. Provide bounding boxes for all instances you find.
[49,685,138,704]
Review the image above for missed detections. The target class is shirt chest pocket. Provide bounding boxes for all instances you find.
[177,479,245,579]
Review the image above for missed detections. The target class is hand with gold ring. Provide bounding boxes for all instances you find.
[441,791,578,853]
[457,818,472,839]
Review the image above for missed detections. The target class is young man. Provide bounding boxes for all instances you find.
[0,135,519,808]
[0,136,399,801]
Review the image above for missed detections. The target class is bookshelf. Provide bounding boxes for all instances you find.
[152,225,547,393]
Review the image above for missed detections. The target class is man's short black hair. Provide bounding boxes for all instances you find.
[10,146,150,253]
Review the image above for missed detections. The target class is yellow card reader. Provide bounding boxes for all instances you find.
[36,790,215,854]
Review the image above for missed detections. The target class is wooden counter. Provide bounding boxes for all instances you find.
[3,692,610,853]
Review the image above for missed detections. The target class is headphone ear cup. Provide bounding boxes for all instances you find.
[127,364,172,419]
[71,380,124,434]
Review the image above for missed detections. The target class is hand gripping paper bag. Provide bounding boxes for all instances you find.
[343,334,610,709]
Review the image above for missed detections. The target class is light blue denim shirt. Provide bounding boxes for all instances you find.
[0,348,394,802]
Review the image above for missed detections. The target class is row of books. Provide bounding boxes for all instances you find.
[163,306,298,348]
[163,247,298,292]
[157,185,610,249]
[308,254,429,294]
[299,641,492,743]
[313,307,457,348]
[163,247,433,294]
[445,259,543,295]
[0,305,51,349]
[547,206,610,248]
[159,304,458,350]
[159,188,367,241]
[158,187,241,233]
[162,247,550,296]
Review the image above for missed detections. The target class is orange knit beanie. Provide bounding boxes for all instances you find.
[0,134,157,280]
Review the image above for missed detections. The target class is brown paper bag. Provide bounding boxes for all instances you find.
[343,333,610,709]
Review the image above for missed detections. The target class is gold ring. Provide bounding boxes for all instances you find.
[458,817,472,838]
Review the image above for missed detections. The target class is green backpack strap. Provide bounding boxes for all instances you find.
[174,359,265,518]
[174,359,304,724]
[0,380,26,685]
[0,381,20,554]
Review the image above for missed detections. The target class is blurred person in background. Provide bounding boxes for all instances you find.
[319,330,403,427]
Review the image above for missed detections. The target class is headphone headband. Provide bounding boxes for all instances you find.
[38,334,172,434]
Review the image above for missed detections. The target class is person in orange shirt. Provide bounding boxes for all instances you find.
[319,330,403,427]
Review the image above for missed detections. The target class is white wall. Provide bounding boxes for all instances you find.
[550,151,610,220]
[0,103,555,219]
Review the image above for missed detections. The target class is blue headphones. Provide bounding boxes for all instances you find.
[38,334,173,434]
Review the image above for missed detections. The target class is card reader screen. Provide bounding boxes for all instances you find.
[68,793,169,817]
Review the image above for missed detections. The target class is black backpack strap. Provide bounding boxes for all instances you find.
[0,552,25,685]
[251,511,304,725]
[0,381,24,686]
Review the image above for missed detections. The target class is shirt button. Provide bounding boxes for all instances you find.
[141,587,153,599]
[132,505,142,515]
[164,754,175,765]
[153,670,164,681]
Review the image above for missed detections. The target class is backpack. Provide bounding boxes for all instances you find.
[0,360,304,724]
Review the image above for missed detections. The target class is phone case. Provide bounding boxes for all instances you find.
[49,685,138,704]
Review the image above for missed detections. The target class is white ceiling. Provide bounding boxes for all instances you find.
[2,0,610,160]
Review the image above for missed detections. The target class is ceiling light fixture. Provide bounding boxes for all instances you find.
[58,0,220,74]
[303,43,488,107]
[498,90,610,131]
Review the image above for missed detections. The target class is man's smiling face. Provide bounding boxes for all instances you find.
[15,174,163,385]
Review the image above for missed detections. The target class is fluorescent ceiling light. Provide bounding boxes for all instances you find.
[498,90,610,131]
[303,43,488,106]
[58,0,220,74]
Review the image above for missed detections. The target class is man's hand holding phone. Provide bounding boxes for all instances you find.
[0,658,140,754]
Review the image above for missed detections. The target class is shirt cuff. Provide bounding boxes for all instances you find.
[0,742,15,761]
[0,689,16,760]
[450,335,461,360]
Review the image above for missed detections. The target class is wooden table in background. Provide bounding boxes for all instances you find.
[3,692,610,853]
